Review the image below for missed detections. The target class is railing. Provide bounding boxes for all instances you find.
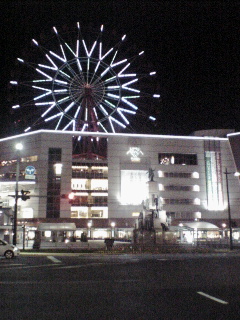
[72,172,108,179]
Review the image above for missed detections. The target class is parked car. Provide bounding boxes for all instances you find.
[0,239,20,259]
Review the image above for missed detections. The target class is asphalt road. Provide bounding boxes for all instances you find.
[1,252,240,320]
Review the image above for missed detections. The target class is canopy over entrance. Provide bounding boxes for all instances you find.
[37,223,76,231]
[183,221,219,230]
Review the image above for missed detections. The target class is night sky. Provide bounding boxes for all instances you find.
[0,1,240,138]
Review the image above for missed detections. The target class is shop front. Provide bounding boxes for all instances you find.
[178,221,220,244]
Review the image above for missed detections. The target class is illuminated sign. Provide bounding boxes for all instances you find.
[205,151,224,210]
[25,166,35,175]
[121,170,148,205]
[25,166,36,180]
[54,163,62,175]
[127,147,143,162]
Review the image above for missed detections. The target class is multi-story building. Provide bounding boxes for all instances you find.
[0,128,240,243]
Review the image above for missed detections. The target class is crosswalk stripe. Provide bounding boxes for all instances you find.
[47,256,62,263]
[197,291,229,304]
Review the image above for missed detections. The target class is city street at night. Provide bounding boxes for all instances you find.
[1,3,240,319]
[1,252,240,319]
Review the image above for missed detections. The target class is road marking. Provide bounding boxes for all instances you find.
[197,291,229,305]
[0,264,62,270]
[59,262,104,269]
[0,264,24,267]
[47,256,62,263]
[0,279,141,285]
[157,259,167,261]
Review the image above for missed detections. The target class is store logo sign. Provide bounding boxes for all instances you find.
[25,166,36,180]
[127,147,144,162]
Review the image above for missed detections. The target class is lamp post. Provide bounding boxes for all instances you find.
[87,221,92,239]
[224,168,240,250]
[111,222,115,238]
[13,143,23,245]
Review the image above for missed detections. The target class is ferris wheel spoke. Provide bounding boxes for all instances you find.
[99,104,109,117]
[121,97,138,110]
[109,115,126,128]
[118,107,136,115]
[45,54,58,70]
[36,68,52,80]
[64,102,75,113]
[94,90,105,101]
[32,85,51,92]
[55,113,64,130]
[103,99,117,111]
[93,107,99,120]
[98,122,108,133]
[74,105,81,120]
[64,42,76,57]
[58,70,72,81]
[82,40,97,58]
[45,111,63,122]
[102,75,117,85]
[122,87,140,93]
[40,103,56,118]
[63,119,75,131]
[117,110,129,124]
[34,91,52,101]
[49,49,66,63]
[107,93,120,100]
[108,117,115,133]
[63,61,79,80]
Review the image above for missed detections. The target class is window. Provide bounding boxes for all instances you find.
[158,171,199,179]
[159,153,197,165]
[0,156,38,167]
[167,212,195,219]
[164,172,192,178]
[121,170,148,205]
[72,163,108,179]
[161,185,200,192]
[162,198,199,205]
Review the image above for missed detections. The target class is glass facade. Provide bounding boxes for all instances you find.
[70,163,108,218]
[46,148,62,218]
[205,151,224,210]
[158,153,197,165]
[121,170,148,205]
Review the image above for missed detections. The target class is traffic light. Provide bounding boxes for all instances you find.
[61,193,75,203]
[21,190,30,201]
[68,192,75,204]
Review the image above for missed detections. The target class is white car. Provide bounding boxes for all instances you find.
[0,240,20,259]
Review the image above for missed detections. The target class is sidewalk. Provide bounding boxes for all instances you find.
[17,239,127,250]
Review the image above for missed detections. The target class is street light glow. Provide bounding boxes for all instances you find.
[16,143,23,150]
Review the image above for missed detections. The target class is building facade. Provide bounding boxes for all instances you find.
[0,129,240,243]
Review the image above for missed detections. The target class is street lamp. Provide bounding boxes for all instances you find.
[111,222,115,238]
[87,221,92,238]
[224,168,240,250]
[13,143,23,245]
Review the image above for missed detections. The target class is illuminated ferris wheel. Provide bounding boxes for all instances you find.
[10,23,160,133]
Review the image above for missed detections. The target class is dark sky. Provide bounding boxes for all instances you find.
[1,0,240,138]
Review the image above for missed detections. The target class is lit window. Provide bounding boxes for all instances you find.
[192,172,199,179]
[54,163,62,175]
[158,184,164,191]
[195,211,201,219]
[159,153,197,165]
[194,198,200,205]
[158,170,164,177]
[45,231,51,237]
[193,185,200,192]
[132,212,140,217]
